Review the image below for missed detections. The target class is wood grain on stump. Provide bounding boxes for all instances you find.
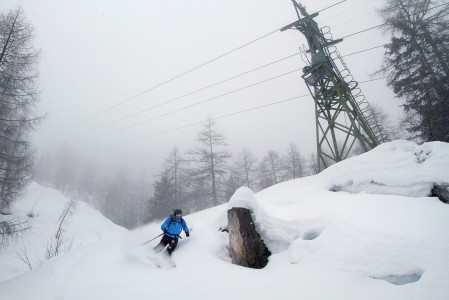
[227,207,270,269]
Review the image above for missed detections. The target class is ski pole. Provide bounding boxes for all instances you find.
[142,233,164,245]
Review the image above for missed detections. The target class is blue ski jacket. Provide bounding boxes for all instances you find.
[161,215,189,239]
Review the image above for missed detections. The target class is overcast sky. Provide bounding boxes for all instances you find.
[0,0,402,177]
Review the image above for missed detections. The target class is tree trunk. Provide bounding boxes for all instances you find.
[432,184,449,204]
[227,207,270,269]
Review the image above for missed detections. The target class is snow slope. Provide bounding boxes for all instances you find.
[0,182,127,281]
[0,140,448,300]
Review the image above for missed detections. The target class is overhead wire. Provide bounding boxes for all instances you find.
[321,0,376,23]
[340,24,384,39]
[69,0,446,137]
[77,32,393,142]
[64,0,350,130]
[107,95,310,146]
[316,0,348,13]
[68,0,401,148]
[71,0,399,147]
[340,2,449,39]
[77,31,393,139]
[64,30,282,129]
[340,44,386,57]
[74,52,301,136]
[83,68,302,141]
[105,76,388,147]
[69,0,449,152]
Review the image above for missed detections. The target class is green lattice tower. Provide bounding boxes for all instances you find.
[282,1,387,171]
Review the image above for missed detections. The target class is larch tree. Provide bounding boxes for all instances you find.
[376,0,449,142]
[234,148,258,190]
[283,143,304,180]
[263,150,284,185]
[188,117,230,207]
[224,167,243,201]
[103,171,134,228]
[308,153,320,175]
[0,7,41,247]
[257,159,275,190]
[164,147,189,209]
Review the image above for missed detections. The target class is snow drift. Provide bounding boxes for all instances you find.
[0,140,448,300]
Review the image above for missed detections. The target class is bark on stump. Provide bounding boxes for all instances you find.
[432,184,449,204]
[227,207,270,269]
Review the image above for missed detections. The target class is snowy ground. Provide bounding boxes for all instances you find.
[0,140,448,300]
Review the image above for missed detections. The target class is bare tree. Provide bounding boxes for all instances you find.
[234,148,258,189]
[224,167,243,200]
[188,117,230,207]
[308,153,320,175]
[45,199,76,259]
[15,245,33,270]
[283,143,305,180]
[257,160,275,190]
[262,150,285,185]
[103,171,134,228]
[164,147,190,208]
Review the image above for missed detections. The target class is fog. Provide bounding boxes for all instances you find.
[0,0,402,193]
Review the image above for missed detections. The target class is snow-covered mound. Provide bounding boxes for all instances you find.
[322,140,449,196]
[0,182,127,281]
[0,141,448,300]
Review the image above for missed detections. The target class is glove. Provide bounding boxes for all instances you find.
[163,229,168,234]
[186,232,190,237]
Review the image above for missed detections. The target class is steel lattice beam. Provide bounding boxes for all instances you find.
[282,0,386,171]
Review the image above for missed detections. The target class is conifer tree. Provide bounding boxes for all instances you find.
[0,7,41,248]
[376,0,449,142]
[188,117,230,207]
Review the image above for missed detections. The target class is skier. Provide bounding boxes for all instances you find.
[154,209,190,255]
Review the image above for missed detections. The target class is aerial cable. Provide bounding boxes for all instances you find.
[107,95,309,146]
[85,68,302,140]
[340,2,449,39]
[76,41,391,137]
[358,77,388,84]
[74,53,300,135]
[105,76,386,147]
[76,42,391,140]
[67,28,283,127]
[316,0,348,13]
[321,0,375,24]
[340,24,384,39]
[340,44,386,58]
[66,0,348,129]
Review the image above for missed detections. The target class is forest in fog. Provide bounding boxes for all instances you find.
[33,117,329,229]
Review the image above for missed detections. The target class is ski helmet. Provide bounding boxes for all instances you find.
[173,209,182,215]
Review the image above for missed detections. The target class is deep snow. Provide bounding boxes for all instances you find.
[0,140,448,300]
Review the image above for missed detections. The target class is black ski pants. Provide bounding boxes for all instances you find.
[153,235,178,255]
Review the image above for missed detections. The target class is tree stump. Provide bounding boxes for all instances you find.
[227,207,271,269]
[432,184,449,204]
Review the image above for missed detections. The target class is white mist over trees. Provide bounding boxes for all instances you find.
[32,117,320,228]
[147,124,311,222]
[0,7,42,247]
